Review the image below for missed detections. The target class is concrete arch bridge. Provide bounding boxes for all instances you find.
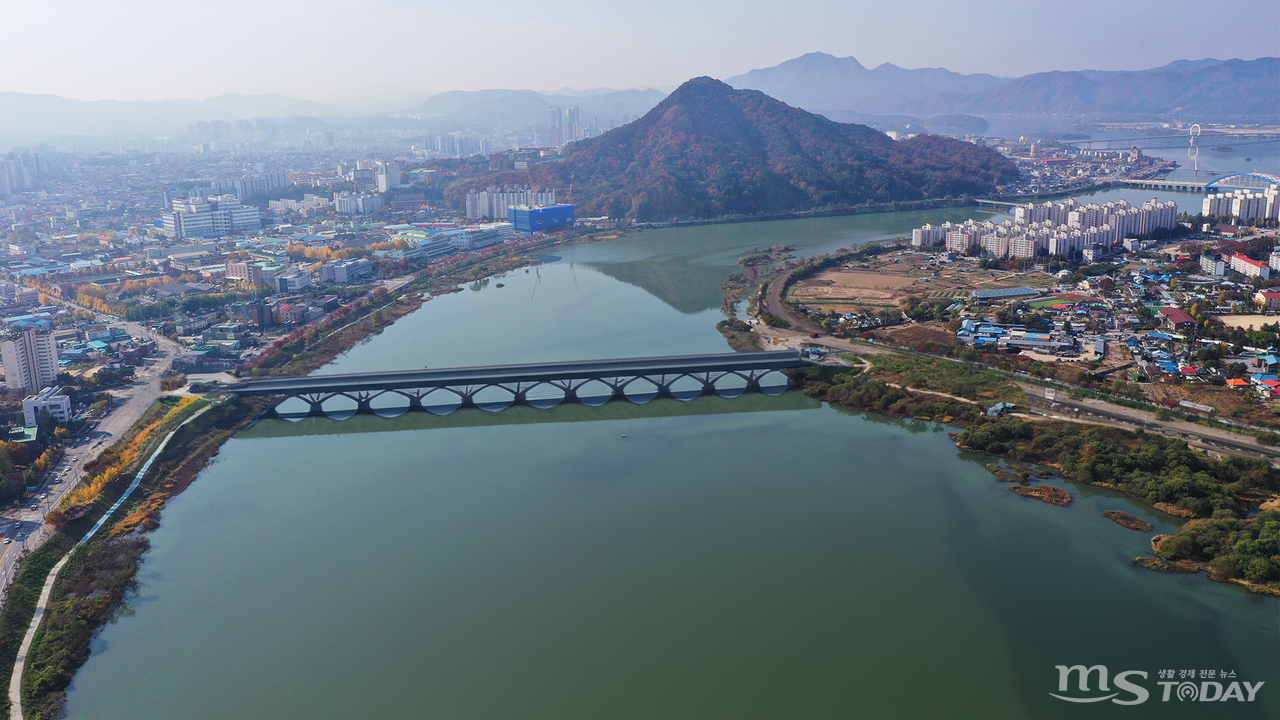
[224,351,807,419]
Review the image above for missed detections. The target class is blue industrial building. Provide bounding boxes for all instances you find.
[509,204,575,232]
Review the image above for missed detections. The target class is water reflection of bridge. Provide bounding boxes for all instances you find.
[225,351,806,419]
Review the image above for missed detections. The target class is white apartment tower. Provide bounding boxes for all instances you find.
[1,325,58,393]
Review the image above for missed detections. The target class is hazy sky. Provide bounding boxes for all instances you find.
[5,0,1277,101]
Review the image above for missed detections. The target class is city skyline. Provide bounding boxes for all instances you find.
[2,0,1276,103]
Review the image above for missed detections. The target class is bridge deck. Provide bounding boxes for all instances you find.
[225,351,806,396]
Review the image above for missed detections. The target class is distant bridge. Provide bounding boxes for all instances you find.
[1065,133,1280,150]
[1118,179,1209,192]
[225,351,808,418]
[1122,172,1280,193]
[977,173,1280,203]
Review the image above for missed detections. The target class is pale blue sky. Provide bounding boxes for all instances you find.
[4,0,1277,101]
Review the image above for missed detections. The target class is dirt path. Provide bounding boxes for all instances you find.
[763,273,821,334]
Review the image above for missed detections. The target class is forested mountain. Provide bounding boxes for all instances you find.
[457,77,1017,221]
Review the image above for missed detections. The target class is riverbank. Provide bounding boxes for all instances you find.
[12,397,268,720]
[243,229,619,379]
[0,396,217,720]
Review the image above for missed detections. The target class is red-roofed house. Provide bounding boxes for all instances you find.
[1256,291,1280,312]
[1158,307,1196,331]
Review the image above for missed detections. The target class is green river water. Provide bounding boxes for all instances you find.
[62,197,1278,719]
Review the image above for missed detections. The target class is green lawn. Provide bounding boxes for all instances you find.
[1028,298,1065,309]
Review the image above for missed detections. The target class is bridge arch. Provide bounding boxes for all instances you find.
[242,352,806,420]
[1205,172,1280,191]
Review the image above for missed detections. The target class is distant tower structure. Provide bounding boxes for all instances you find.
[567,106,581,142]
[1188,123,1201,176]
[548,107,563,147]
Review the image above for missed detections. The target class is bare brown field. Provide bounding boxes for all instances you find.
[880,322,957,348]
[788,253,1052,313]
[1213,314,1278,330]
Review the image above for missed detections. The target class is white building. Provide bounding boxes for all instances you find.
[1229,253,1271,280]
[22,385,71,426]
[268,194,331,216]
[318,258,373,284]
[1,325,58,393]
[334,193,384,215]
[273,270,312,293]
[376,163,402,192]
[162,195,261,238]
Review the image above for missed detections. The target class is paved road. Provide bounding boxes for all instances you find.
[1017,384,1280,466]
[0,321,182,599]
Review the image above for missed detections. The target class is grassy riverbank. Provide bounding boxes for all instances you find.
[0,396,211,720]
[795,365,987,425]
[12,397,265,719]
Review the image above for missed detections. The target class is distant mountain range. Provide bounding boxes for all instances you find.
[0,87,667,143]
[727,54,1279,122]
[457,77,1017,221]
[0,92,381,138]
[0,55,1271,145]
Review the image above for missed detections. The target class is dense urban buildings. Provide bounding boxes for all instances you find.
[913,198,1178,259]
[1202,185,1280,222]
[465,185,557,221]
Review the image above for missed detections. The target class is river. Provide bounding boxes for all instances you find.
[62,197,1278,719]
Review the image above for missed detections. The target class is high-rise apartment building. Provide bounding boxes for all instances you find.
[376,162,401,192]
[567,106,580,143]
[465,185,557,220]
[1,325,59,393]
[549,107,564,146]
